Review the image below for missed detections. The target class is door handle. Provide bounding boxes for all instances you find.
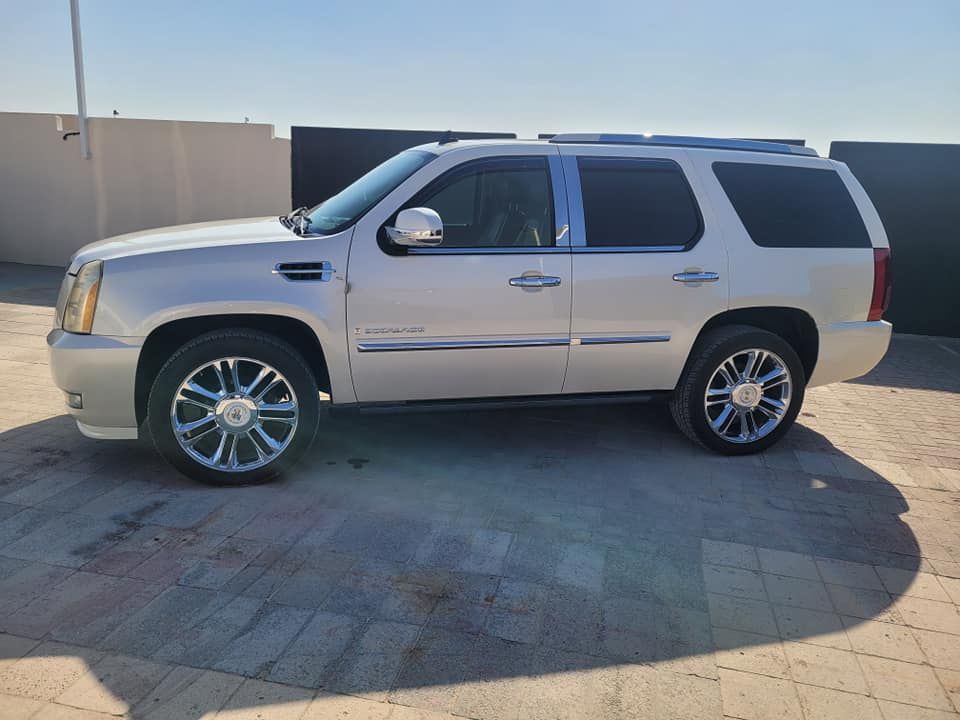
[672,271,720,283]
[509,275,562,288]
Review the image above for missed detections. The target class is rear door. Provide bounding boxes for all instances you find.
[560,145,728,393]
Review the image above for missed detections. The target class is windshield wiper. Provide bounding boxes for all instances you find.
[281,206,311,234]
[296,214,313,235]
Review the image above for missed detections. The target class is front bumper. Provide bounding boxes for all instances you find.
[47,329,143,440]
[808,320,892,387]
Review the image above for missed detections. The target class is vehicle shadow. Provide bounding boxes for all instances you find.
[846,332,960,393]
[0,401,921,718]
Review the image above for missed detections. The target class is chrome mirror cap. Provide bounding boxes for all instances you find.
[386,207,443,247]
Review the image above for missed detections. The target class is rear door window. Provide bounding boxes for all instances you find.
[713,162,871,248]
[577,157,702,249]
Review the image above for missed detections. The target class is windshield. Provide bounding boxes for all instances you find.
[304,149,436,235]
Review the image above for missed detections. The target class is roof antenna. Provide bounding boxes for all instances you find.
[438,130,457,145]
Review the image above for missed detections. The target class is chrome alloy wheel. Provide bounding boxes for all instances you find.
[704,348,792,444]
[170,357,299,472]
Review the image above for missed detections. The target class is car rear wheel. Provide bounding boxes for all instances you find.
[670,324,805,454]
[147,329,319,484]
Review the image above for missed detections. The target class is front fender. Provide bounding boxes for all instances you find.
[92,234,356,403]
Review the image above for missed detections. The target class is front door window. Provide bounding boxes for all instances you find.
[407,158,555,249]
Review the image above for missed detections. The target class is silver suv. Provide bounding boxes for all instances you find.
[48,133,892,484]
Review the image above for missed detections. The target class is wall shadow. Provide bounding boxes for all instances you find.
[0,401,921,718]
[0,262,62,307]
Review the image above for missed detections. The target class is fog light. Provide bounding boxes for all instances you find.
[65,392,83,409]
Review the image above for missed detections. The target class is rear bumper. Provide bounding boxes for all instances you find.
[808,320,892,387]
[47,329,143,440]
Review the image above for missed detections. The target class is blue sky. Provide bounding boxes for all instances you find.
[2,0,958,154]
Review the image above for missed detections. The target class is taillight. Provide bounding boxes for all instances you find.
[868,248,891,321]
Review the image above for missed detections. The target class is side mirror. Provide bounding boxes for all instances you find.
[386,208,443,247]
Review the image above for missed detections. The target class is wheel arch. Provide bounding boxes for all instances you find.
[135,314,331,426]
[693,306,819,383]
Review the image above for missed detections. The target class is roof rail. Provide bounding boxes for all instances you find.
[437,130,458,145]
[548,133,818,157]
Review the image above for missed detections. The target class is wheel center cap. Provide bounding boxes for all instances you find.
[215,396,258,431]
[732,383,762,409]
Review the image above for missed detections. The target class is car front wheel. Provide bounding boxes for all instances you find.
[147,329,319,484]
[670,325,805,454]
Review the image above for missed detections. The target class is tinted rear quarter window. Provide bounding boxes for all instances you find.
[578,157,702,248]
[713,162,871,248]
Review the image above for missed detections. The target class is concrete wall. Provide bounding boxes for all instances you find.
[0,112,290,267]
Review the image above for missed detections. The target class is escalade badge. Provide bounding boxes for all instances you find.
[356,326,426,335]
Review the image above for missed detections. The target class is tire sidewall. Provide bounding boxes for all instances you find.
[685,329,805,455]
[148,333,319,485]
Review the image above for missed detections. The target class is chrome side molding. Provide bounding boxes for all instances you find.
[579,335,671,345]
[357,334,670,352]
[357,337,570,352]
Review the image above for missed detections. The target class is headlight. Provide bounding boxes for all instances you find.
[62,260,102,334]
[54,273,74,328]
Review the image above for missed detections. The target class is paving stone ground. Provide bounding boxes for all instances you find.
[1,261,959,720]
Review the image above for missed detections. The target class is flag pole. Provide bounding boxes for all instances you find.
[69,0,90,158]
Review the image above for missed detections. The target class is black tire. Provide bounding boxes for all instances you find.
[147,329,319,485]
[670,324,805,455]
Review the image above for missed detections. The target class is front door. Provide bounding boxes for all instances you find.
[346,146,572,402]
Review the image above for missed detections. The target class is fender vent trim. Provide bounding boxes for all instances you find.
[273,261,335,282]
